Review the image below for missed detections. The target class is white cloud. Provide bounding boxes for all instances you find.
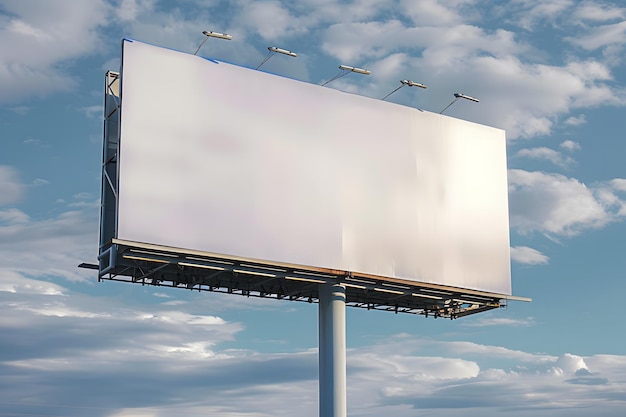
[516,147,575,168]
[563,115,587,126]
[0,270,65,295]
[593,179,626,216]
[317,22,621,139]
[294,0,386,26]
[351,352,481,381]
[370,53,410,80]
[114,0,155,21]
[508,169,624,236]
[400,0,469,27]
[80,105,103,119]
[439,340,553,363]
[0,165,23,205]
[462,316,535,327]
[321,20,407,62]
[0,205,98,281]
[510,245,549,265]
[0,0,110,103]
[2,286,626,417]
[609,178,626,192]
[506,0,575,31]
[0,208,30,224]
[237,1,308,40]
[153,292,171,298]
[560,139,581,151]
[297,1,625,140]
[569,20,626,50]
[466,57,620,138]
[559,140,580,152]
[556,353,588,373]
[571,2,625,23]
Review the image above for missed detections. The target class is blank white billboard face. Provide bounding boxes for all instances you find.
[117,40,511,295]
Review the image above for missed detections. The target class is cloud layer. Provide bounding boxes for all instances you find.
[2,281,626,417]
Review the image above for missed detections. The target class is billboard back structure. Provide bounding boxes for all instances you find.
[96,39,526,319]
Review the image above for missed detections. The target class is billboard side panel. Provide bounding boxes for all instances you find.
[117,40,511,295]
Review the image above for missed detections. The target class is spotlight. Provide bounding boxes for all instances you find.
[440,92,480,114]
[321,64,371,86]
[381,79,427,101]
[256,46,297,70]
[194,30,232,56]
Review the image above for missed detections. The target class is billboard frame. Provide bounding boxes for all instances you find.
[97,58,529,320]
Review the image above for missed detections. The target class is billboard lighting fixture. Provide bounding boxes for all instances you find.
[374,287,404,295]
[129,248,177,259]
[321,64,371,86]
[440,92,480,114]
[186,256,232,266]
[193,30,232,55]
[122,254,170,264]
[339,65,371,75]
[343,283,367,290]
[178,261,225,271]
[256,46,297,70]
[233,269,276,278]
[412,293,443,300]
[382,282,411,290]
[286,276,326,284]
[381,79,427,100]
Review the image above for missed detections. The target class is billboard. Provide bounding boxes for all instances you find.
[115,39,511,295]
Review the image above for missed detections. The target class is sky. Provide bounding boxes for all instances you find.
[1,0,626,416]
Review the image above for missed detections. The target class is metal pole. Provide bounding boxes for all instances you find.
[318,283,347,417]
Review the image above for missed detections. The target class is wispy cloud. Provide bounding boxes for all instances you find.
[568,20,626,50]
[515,147,576,168]
[461,316,535,327]
[0,205,98,282]
[560,139,582,150]
[0,165,23,205]
[511,245,549,265]
[564,115,587,126]
[571,2,625,23]
[80,105,103,119]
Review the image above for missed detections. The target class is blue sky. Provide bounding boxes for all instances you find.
[1,0,626,416]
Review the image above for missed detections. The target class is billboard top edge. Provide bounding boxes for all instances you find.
[119,39,503,129]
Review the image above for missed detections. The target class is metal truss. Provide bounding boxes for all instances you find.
[100,71,120,253]
[89,239,511,319]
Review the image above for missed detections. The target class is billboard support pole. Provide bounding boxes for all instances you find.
[318,283,347,417]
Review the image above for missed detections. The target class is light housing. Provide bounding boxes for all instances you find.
[401,79,427,88]
[268,46,297,57]
[440,92,480,114]
[454,93,479,102]
[256,46,298,70]
[201,30,233,40]
[193,30,232,55]
[381,79,428,101]
[338,65,371,75]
